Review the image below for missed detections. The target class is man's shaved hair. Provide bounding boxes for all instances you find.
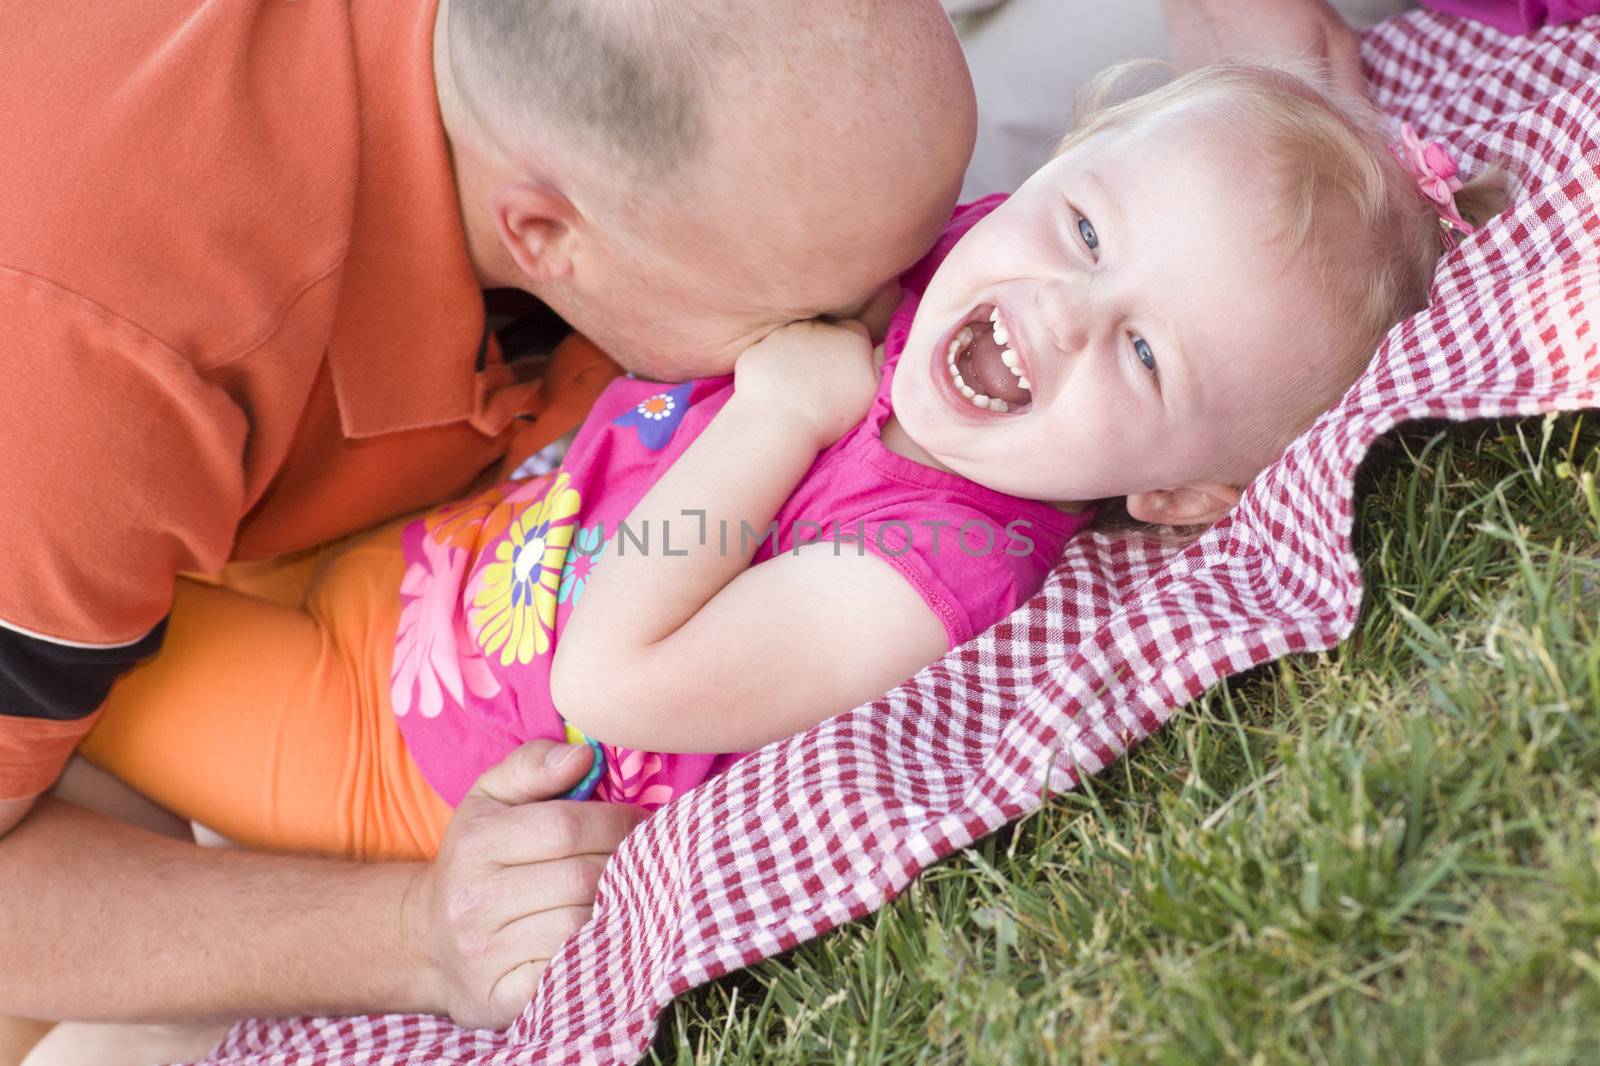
[449,0,715,177]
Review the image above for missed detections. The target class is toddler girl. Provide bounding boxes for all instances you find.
[81,61,1503,860]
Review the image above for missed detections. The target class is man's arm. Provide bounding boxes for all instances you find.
[0,740,644,1030]
[1162,0,1365,95]
[0,797,430,1021]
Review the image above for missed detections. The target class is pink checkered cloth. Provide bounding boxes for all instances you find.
[193,11,1600,1065]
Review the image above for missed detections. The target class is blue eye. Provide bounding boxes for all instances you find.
[1132,335,1157,375]
[1077,215,1099,253]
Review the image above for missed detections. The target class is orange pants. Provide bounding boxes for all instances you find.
[79,517,453,861]
[79,336,618,861]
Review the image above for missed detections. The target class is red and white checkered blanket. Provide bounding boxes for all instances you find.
[195,12,1600,1064]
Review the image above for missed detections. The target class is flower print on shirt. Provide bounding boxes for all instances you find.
[612,382,693,450]
[596,746,675,810]
[560,722,607,801]
[426,481,513,554]
[471,471,582,666]
[429,475,556,556]
[558,523,607,604]
[392,534,501,718]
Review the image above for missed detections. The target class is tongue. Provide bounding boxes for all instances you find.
[958,324,1031,405]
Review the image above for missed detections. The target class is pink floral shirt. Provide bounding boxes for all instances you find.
[389,199,1093,809]
[1420,0,1599,31]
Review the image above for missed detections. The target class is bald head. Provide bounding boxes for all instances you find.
[448,0,712,179]
[443,0,976,378]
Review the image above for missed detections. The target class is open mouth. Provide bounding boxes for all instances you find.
[942,305,1032,414]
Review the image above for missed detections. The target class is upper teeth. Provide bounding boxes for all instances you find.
[990,309,1010,348]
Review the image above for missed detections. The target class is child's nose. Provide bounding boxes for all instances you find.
[1037,283,1098,356]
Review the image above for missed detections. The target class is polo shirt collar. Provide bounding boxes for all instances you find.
[325,0,488,439]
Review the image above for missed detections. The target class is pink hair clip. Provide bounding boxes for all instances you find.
[1389,122,1475,241]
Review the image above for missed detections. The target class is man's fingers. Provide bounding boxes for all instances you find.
[484,959,548,1030]
[426,750,647,1032]
[480,853,613,923]
[474,799,648,868]
[492,905,594,964]
[475,905,593,1026]
[465,740,595,807]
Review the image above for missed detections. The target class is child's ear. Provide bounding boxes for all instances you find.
[492,180,581,284]
[1125,482,1241,527]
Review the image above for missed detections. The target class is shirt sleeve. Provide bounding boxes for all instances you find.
[0,274,246,798]
[854,509,1050,651]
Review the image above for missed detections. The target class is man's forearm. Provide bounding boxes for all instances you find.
[1160,0,1365,95]
[0,798,434,1022]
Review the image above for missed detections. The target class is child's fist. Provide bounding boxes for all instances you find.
[734,319,878,448]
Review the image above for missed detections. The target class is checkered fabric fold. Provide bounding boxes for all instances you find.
[195,12,1600,1064]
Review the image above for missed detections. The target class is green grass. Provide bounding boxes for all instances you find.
[648,413,1600,1065]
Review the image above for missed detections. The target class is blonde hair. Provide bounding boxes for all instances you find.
[1063,61,1508,539]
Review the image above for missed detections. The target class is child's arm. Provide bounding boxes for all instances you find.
[551,321,949,753]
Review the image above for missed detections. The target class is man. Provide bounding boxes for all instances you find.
[0,0,974,1050]
[0,0,1365,1054]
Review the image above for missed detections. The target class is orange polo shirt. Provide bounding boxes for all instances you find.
[0,0,618,798]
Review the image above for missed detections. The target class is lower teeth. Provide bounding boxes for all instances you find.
[946,321,1030,413]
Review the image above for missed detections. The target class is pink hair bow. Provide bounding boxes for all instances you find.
[1389,122,1475,240]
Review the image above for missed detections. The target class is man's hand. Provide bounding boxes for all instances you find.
[0,747,641,1026]
[1162,0,1365,96]
[403,740,647,1030]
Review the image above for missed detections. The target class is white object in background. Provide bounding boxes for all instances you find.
[950,0,1168,199]
[946,0,1419,200]
[192,820,233,847]
[1335,0,1423,29]
[510,428,578,480]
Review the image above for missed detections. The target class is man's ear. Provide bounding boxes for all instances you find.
[1124,481,1241,527]
[491,181,581,284]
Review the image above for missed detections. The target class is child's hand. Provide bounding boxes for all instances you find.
[734,319,877,448]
